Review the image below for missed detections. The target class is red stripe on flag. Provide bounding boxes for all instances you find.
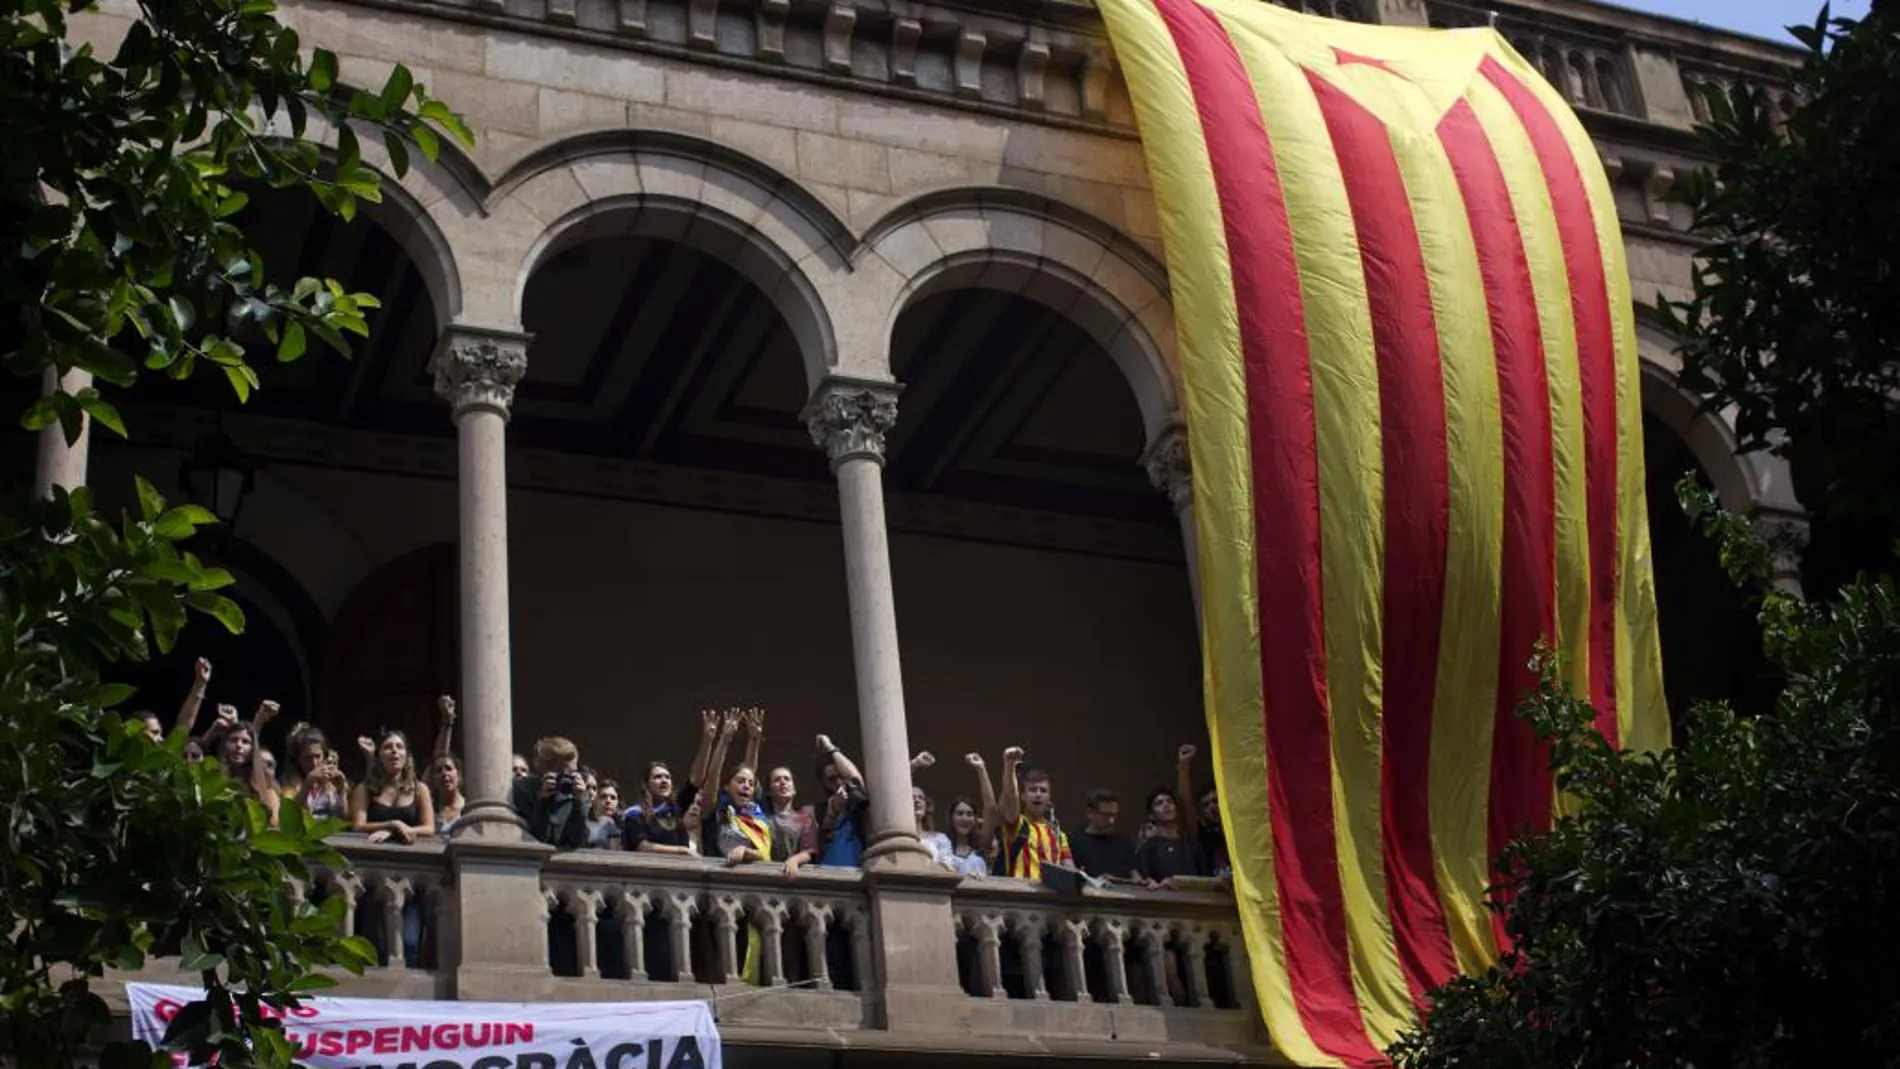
[1481,58,1621,746]
[1307,71,1459,1002]
[1438,98,1558,953]
[1147,1,1382,1062]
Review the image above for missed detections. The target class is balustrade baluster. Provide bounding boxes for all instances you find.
[664,892,699,983]
[1178,922,1211,1008]
[566,887,604,979]
[1093,917,1133,1005]
[795,901,834,991]
[710,894,745,983]
[1138,921,1173,1007]
[1059,918,1093,1003]
[618,891,652,982]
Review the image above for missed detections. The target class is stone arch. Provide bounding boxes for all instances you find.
[861,189,1179,444]
[1635,317,1802,516]
[489,132,850,390]
[282,119,474,332]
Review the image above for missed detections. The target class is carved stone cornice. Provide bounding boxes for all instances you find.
[1141,426,1191,515]
[430,328,531,420]
[804,378,901,470]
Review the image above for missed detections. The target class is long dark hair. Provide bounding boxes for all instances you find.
[947,795,983,853]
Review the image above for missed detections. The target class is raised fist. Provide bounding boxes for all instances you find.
[815,734,835,753]
[965,752,986,768]
[357,735,375,756]
[194,657,212,685]
[912,751,936,769]
[1178,744,1198,764]
[438,695,457,722]
[1003,745,1026,764]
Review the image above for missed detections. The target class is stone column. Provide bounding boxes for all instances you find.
[429,327,529,837]
[34,368,93,498]
[1751,509,1811,598]
[803,377,930,868]
[1143,425,1201,617]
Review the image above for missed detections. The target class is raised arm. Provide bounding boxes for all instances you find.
[172,657,212,736]
[687,710,718,789]
[910,751,936,773]
[965,752,999,838]
[1177,744,1199,838]
[248,700,281,793]
[701,710,740,792]
[433,695,457,759]
[741,707,764,775]
[998,746,1025,831]
[816,734,864,789]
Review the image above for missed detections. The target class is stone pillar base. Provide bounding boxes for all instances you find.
[864,866,966,1033]
[444,836,554,998]
[451,799,528,841]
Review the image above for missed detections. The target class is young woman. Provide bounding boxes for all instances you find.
[623,761,701,856]
[766,766,818,857]
[207,700,281,828]
[352,731,435,844]
[915,787,951,861]
[937,796,993,878]
[426,754,465,837]
[717,764,813,984]
[283,725,350,821]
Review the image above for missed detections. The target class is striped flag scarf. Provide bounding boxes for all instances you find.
[1092,2,1670,1064]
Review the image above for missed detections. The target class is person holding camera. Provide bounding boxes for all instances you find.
[507,735,590,849]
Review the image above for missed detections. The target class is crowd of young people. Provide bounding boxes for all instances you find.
[138,658,1233,890]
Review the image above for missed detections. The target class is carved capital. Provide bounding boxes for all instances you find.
[1142,426,1192,513]
[804,379,900,469]
[431,329,530,419]
[1751,510,1811,596]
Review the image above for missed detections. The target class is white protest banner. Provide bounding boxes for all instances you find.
[126,984,719,1069]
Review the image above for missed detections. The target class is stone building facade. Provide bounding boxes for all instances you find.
[44,0,1808,1063]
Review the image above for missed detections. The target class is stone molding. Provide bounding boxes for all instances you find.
[1140,426,1191,515]
[804,378,901,470]
[430,328,531,420]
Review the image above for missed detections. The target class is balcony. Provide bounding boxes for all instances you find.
[106,837,1270,1065]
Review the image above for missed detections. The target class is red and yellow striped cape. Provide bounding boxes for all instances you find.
[1093,1,1669,1063]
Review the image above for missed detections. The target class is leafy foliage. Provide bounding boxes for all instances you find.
[0,0,469,1062]
[1661,5,1900,573]
[1390,486,1900,1068]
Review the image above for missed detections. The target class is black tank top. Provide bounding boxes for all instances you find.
[367,795,421,826]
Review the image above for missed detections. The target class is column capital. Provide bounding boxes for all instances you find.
[431,327,530,420]
[1750,507,1811,597]
[804,377,901,469]
[1141,425,1192,514]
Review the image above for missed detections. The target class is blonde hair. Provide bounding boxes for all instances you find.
[532,736,579,776]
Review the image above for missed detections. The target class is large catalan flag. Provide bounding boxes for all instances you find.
[1093,1,1669,1063]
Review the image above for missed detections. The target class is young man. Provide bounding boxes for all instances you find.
[507,735,590,849]
[1069,789,1138,880]
[998,746,1072,879]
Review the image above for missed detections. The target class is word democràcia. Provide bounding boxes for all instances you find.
[144,998,712,1069]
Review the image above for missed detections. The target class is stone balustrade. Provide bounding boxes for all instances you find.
[946,877,1259,1047]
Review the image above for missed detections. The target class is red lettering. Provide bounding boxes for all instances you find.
[504,1024,533,1045]
[292,1005,321,1019]
[433,1025,461,1051]
[155,999,182,1023]
[374,1027,399,1054]
[402,1025,431,1052]
[464,1024,492,1046]
[319,1031,345,1057]
[347,1029,374,1054]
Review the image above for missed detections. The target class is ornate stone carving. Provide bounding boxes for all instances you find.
[1751,510,1811,596]
[1142,426,1192,513]
[805,381,900,468]
[431,332,529,419]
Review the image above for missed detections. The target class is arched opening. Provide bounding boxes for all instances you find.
[505,216,857,787]
[85,179,452,754]
[1643,413,1771,721]
[884,281,1201,831]
[319,543,459,752]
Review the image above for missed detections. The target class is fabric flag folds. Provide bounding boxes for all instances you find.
[1090,1,1669,1064]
